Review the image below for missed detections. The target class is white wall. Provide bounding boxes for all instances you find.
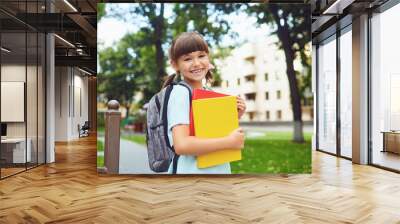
[54,67,89,141]
[71,72,89,138]
[55,67,69,141]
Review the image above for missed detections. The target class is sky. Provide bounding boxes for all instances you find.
[97,3,274,51]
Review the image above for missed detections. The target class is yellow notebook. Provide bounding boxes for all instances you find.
[192,95,242,168]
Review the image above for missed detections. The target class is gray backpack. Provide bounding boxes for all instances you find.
[146,81,192,174]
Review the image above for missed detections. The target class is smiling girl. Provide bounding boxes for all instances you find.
[164,32,246,174]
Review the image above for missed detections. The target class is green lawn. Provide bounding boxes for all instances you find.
[97,126,105,133]
[97,140,104,167]
[230,132,311,174]
[118,131,311,174]
[255,131,312,141]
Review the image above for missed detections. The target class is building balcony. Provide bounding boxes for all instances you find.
[241,82,256,93]
[242,63,256,77]
[240,43,256,60]
[245,100,256,112]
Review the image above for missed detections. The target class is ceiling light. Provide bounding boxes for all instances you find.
[63,0,78,12]
[78,67,92,76]
[54,34,75,48]
[322,0,354,15]
[323,0,341,14]
[76,48,85,55]
[1,47,11,53]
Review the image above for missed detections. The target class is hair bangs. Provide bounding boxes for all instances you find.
[172,33,209,61]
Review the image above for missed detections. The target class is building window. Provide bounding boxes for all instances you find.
[265,73,269,81]
[237,78,240,86]
[277,90,281,99]
[266,111,270,120]
[265,92,269,100]
[370,5,400,171]
[245,74,256,82]
[318,35,337,155]
[340,27,352,159]
[248,112,255,121]
[277,110,282,120]
[245,93,256,101]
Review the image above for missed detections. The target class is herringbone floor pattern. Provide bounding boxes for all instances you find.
[1,135,400,223]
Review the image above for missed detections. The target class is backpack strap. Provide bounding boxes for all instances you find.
[166,81,193,145]
[162,84,175,150]
[167,81,192,174]
[172,154,179,175]
[161,84,179,174]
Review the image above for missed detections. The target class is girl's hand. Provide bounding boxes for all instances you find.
[236,96,246,119]
[228,128,245,149]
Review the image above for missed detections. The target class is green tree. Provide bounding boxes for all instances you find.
[105,3,240,104]
[247,4,311,143]
[118,28,159,105]
[170,4,240,46]
[97,3,105,21]
[170,4,240,87]
[98,36,140,118]
[108,3,167,90]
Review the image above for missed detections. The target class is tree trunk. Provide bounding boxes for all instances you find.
[284,46,304,143]
[154,3,166,88]
[271,9,304,143]
[125,105,130,120]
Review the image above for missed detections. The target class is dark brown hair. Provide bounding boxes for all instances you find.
[162,32,213,88]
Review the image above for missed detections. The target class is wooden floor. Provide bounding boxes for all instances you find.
[1,135,400,223]
[1,163,45,178]
[373,151,400,171]
[1,167,26,178]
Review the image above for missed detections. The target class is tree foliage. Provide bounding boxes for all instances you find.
[100,3,240,107]
[98,34,142,118]
[97,3,105,21]
[247,4,311,142]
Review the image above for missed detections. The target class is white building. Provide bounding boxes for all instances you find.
[213,37,313,122]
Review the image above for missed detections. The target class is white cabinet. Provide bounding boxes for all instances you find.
[1,138,32,163]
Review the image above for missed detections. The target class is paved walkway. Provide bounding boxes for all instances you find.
[98,137,162,174]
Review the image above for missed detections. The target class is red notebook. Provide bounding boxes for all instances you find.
[189,89,228,136]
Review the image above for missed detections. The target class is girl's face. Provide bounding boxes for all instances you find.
[172,51,210,83]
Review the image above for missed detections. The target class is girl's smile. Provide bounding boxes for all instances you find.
[173,51,210,83]
[190,68,206,76]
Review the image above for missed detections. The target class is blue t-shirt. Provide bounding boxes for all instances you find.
[166,84,231,174]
